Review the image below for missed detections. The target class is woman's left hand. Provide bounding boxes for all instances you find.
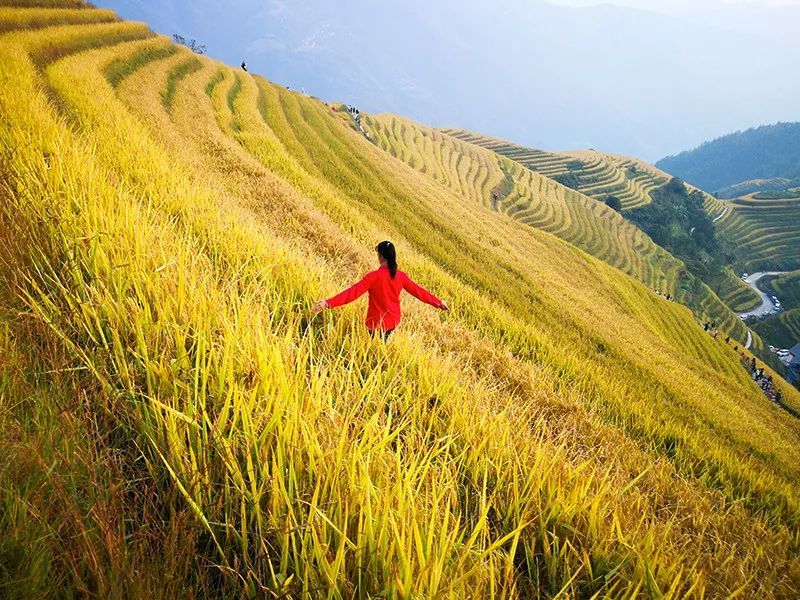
[312,299,329,314]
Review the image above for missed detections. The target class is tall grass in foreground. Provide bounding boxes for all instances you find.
[0,9,799,598]
[0,120,638,597]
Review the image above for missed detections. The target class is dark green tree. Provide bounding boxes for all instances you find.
[605,196,622,212]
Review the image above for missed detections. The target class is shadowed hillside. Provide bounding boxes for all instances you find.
[1,3,800,598]
[656,122,800,193]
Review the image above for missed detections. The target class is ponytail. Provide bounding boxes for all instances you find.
[376,240,398,278]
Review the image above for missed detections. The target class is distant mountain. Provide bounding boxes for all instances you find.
[715,177,800,200]
[656,122,800,194]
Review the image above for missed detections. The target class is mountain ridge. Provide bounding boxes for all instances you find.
[656,122,800,193]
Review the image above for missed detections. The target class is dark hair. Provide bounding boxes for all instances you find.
[376,240,397,278]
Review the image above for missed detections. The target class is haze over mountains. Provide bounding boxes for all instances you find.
[99,0,800,162]
[657,122,800,194]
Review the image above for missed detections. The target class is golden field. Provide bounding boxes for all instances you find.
[1,4,800,598]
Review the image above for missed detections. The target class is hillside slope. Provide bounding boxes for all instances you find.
[714,195,800,272]
[427,124,760,337]
[442,128,666,211]
[656,122,800,193]
[441,127,732,230]
[1,4,800,598]
[752,271,800,349]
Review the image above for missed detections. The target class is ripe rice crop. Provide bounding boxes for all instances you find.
[1,5,799,598]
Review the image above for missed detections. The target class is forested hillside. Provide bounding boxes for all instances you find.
[657,122,800,193]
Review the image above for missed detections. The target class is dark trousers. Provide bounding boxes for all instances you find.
[369,328,394,341]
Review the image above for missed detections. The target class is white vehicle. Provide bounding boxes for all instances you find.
[777,349,791,357]
[741,272,749,280]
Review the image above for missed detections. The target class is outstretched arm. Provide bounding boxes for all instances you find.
[402,273,448,310]
[312,272,375,313]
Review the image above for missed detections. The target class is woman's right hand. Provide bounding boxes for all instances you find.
[439,300,449,312]
[312,299,329,314]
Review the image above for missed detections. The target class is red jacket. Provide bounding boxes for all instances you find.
[326,266,443,331]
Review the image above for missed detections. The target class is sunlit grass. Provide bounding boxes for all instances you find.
[717,196,800,271]
[0,6,799,598]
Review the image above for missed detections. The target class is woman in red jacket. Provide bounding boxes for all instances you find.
[312,241,448,339]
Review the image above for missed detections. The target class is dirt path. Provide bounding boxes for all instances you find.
[712,205,728,223]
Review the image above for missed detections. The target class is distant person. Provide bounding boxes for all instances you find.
[776,390,782,403]
[312,241,449,340]
[703,322,709,332]
[241,61,248,72]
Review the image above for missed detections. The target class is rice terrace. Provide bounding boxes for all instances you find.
[1,1,800,598]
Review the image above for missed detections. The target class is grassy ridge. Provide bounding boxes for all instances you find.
[439,127,761,320]
[1,0,87,7]
[716,195,800,271]
[0,7,115,32]
[371,115,755,346]
[1,7,800,598]
[442,129,666,211]
[712,267,763,313]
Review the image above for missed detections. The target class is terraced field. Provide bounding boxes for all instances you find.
[753,309,800,350]
[2,4,800,597]
[767,270,800,308]
[442,129,669,211]
[371,115,753,346]
[715,194,800,271]
[751,270,800,349]
[712,268,762,313]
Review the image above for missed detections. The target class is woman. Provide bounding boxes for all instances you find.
[312,241,448,339]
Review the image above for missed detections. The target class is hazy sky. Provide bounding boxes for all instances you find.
[549,0,800,8]
[98,0,800,161]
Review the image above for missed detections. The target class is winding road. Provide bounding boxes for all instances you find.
[712,205,729,223]
[738,271,789,320]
